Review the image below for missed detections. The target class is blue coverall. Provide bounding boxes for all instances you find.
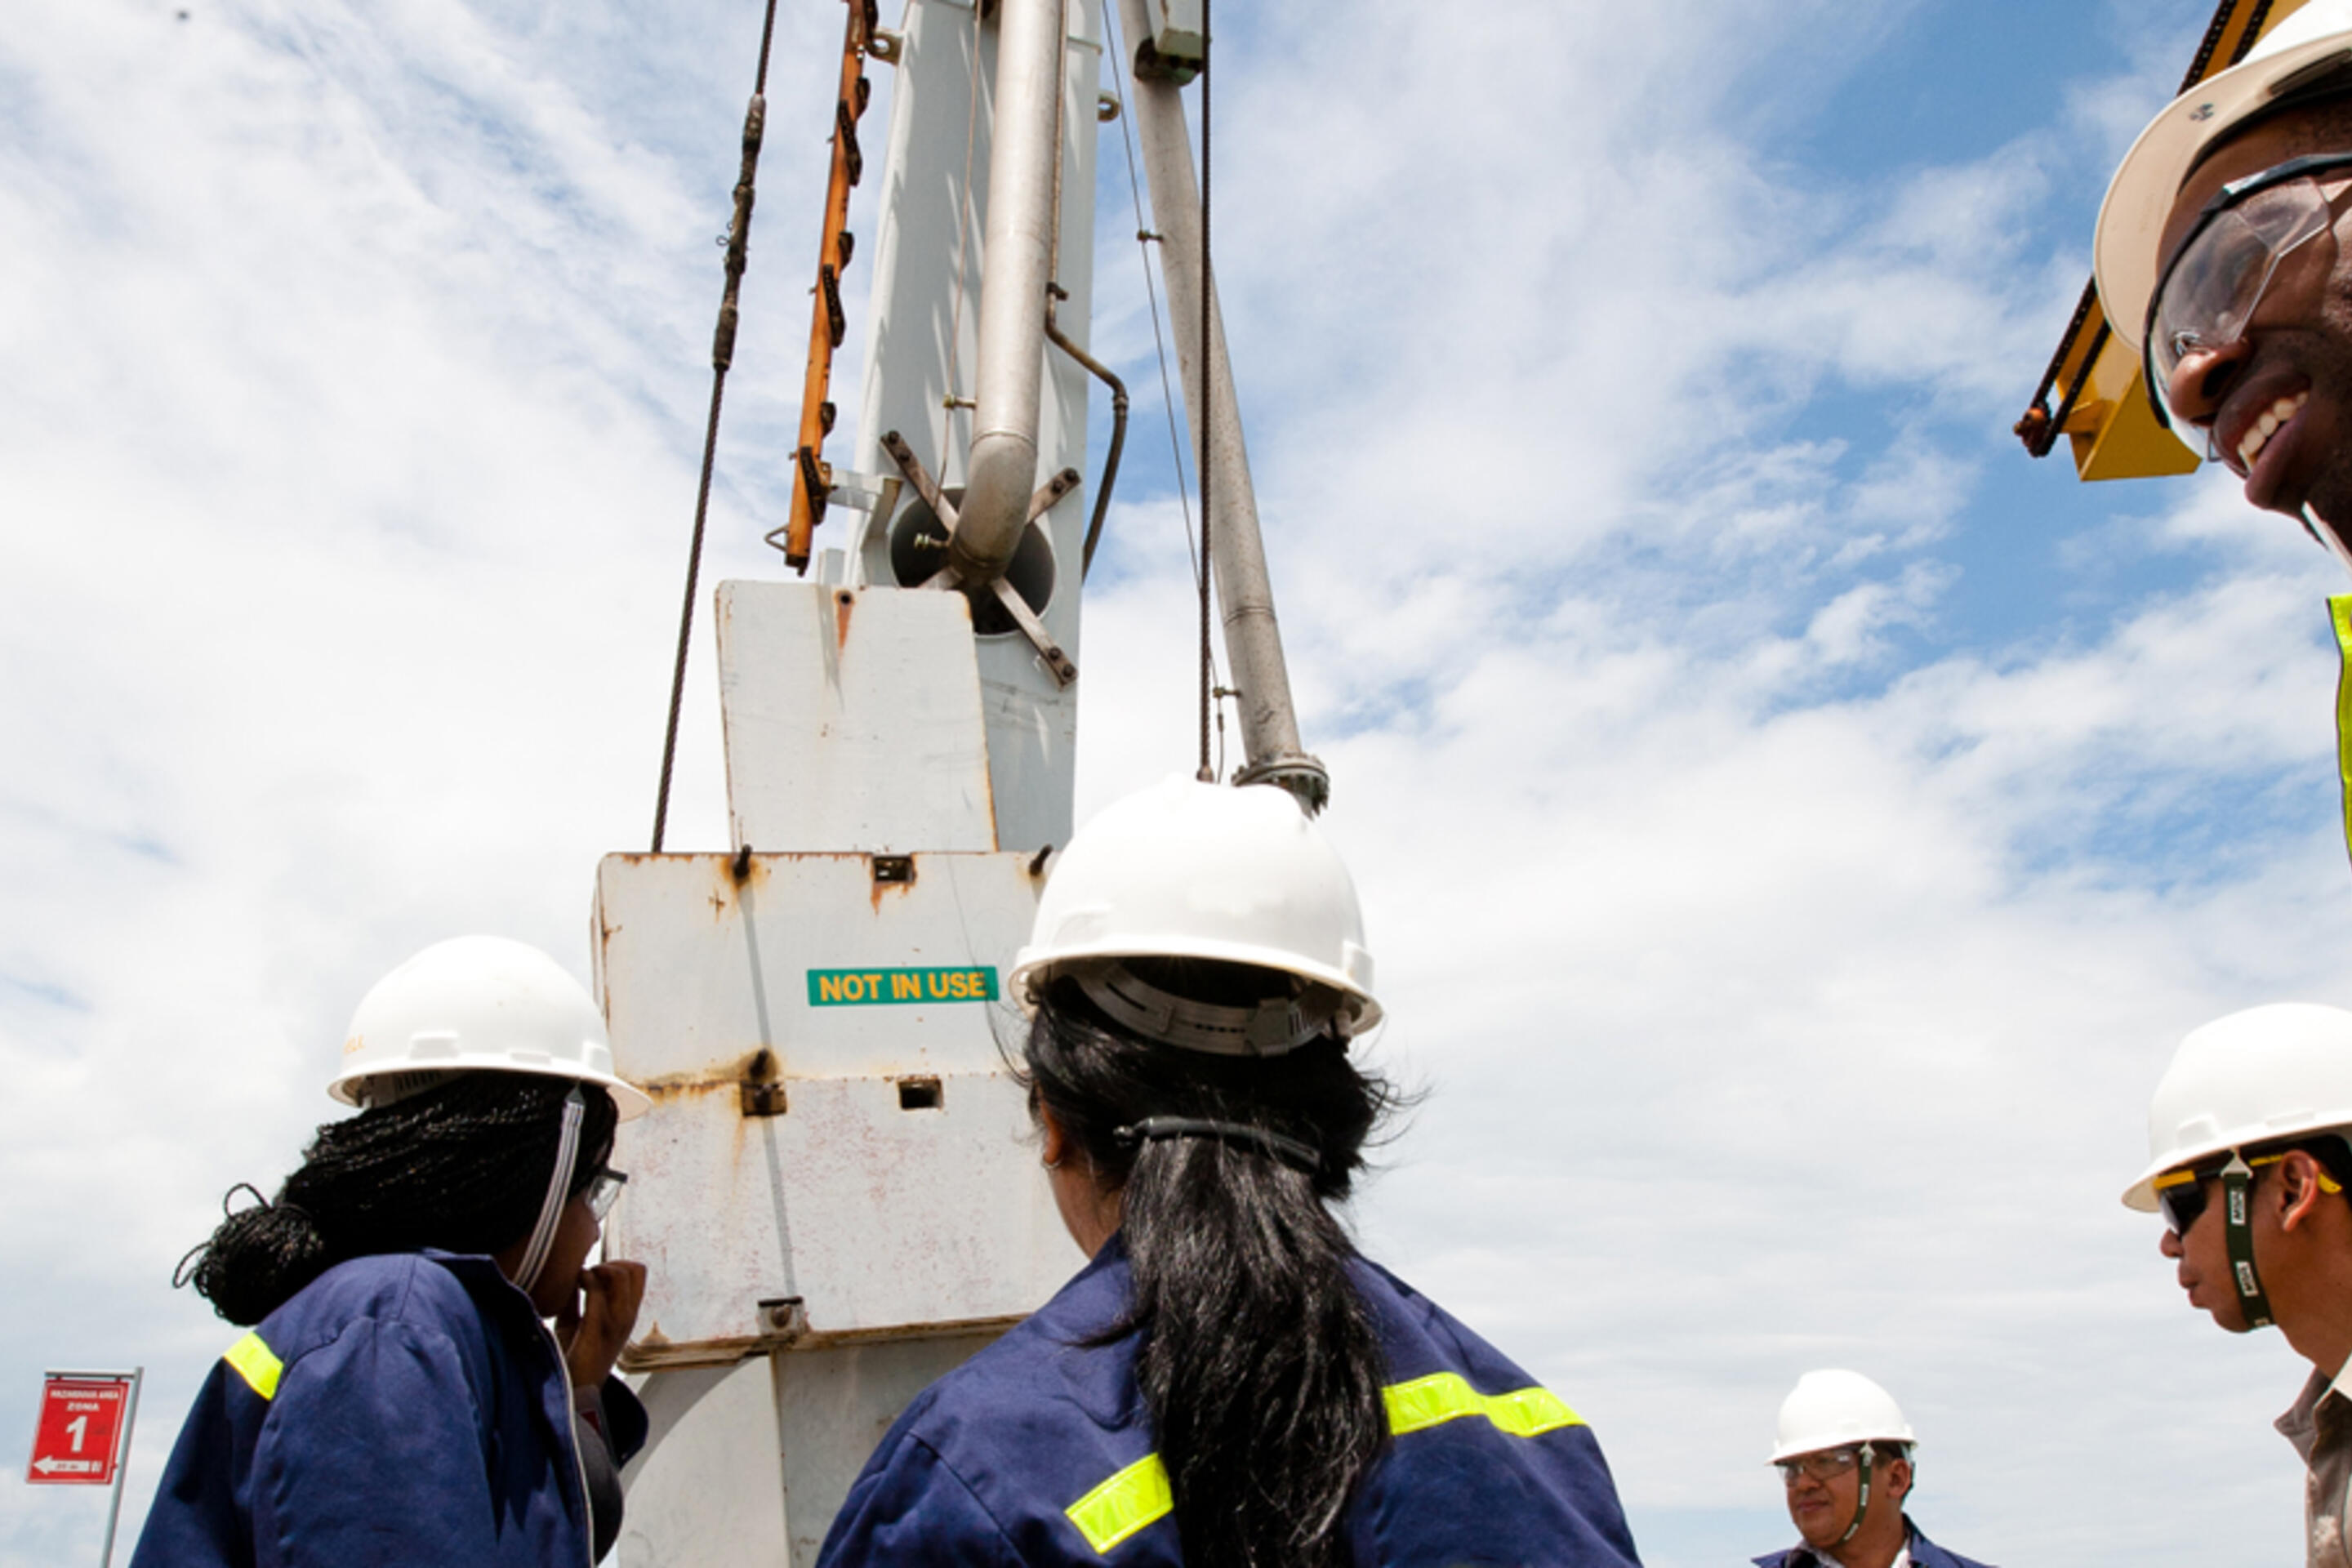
[130,1250,646,1568]
[1753,1519,1999,1568]
[818,1235,1646,1566]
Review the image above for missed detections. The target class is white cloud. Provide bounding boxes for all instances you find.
[7,0,2349,1564]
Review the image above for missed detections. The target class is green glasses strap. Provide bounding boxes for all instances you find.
[2222,1153,2277,1330]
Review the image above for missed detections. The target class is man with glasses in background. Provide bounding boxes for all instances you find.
[1753,1370,1994,1568]
[2096,0,2352,572]
[2129,1003,2352,1567]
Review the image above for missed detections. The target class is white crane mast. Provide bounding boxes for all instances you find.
[593,0,1315,1558]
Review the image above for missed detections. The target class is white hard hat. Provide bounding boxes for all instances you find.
[327,935,653,1120]
[1770,1370,1916,1463]
[2121,1001,2352,1209]
[1009,777,1381,1052]
[2096,0,2352,352]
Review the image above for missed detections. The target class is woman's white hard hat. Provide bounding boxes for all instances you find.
[327,934,653,1119]
[2122,1001,2352,1209]
[2096,0,2352,354]
[1770,1370,1915,1463]
[1009,777,1381,1050]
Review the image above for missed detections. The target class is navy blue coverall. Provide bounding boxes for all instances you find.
[1753,1519,1999,1568]
[817,1235,1645,1566]
[130,1250,646,1568]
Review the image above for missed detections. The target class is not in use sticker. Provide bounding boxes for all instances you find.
[807,966,999,1006]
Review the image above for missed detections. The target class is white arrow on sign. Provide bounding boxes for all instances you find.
[30,1456,101,1476]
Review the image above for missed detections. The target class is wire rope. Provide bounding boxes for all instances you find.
[653,0,783,853]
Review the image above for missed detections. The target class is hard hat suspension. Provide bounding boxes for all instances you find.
[1073,960,1351,1056]
[510,1087,586,1296]
[2221,1152,2279,1329]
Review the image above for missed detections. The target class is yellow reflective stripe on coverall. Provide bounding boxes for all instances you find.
[1062,1374,1582,1553]
[1380,1371,1584,1439]
[1067,1453,1174,1554]
[2334,595,2352,866]
[224,1331,283,1401]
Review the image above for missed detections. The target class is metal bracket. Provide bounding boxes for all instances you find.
[1232,751,1332,815]
[1028,466,1082,522]
[989,577,1076,688]
[880,430,960,535]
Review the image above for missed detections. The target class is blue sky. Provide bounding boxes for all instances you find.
[7,0,2352,1563]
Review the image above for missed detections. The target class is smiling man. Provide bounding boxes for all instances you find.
[2128,1003,2352,1568]
[1753,1371,1994,1568]
[2095,0,2352,569]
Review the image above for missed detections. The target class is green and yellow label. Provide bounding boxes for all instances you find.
[806,966,999,1006]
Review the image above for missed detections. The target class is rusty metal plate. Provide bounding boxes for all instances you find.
[596,850,1081,1361]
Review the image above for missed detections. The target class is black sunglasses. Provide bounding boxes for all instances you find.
[2151,1152,2341,1235]
[2153,1164,2219,1236]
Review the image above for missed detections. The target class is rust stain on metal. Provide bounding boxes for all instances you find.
[619,1312,1027,1373]
[741,1047,787,1117]
[835,587,856,646]
[635,1048,780,1105]
[869,853,915,911]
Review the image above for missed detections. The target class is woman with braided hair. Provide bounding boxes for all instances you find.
[817,779,1644,1568]
[131,936,655,1568]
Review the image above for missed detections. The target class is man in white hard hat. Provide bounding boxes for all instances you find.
[2128,1002,2352,1568]
[2095,0,2352,572]
[1753,1370,1996,1568]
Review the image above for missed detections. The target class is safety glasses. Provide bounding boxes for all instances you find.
[1775,1446,1862,1486]
[2143,152,2352,432]
[582,1167,629,1222]
[2152,1152,2342,1235]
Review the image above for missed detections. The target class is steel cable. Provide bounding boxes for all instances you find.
[652,0,784,853]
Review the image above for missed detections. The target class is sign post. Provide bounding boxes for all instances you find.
[27,1369,143,1567]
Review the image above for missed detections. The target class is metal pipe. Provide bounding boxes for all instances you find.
[1044,287,1128,577]
[955,0,1067,587]
[1113,0,1326,808]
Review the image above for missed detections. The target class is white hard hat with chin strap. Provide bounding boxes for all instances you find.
[1009,777,1382,1054]
[1771,1370,1915,1548]
[332,935,647,1299]
[1009,777,1382,1167]
[2125,1002,2352,1330]
[329,934,651,1118]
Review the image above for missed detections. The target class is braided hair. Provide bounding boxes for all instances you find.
[1022,960,1406,1568]
[178,1072,617,1326]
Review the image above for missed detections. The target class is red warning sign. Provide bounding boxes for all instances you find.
[26,1374,133,1486]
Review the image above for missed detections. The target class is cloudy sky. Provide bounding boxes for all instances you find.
[5,0,2347,1562]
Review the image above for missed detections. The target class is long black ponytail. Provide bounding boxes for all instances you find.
[1023,964,1405,1568]
[177,1072,617,1326]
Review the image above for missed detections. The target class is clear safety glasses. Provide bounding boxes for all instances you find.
[2144,152,2352,433]
[2151,1152,2341,1236]
[1775,1446,1862,1486]
[582,1167,629,1222]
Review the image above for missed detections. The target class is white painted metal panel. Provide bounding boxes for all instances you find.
[617,1333,1016,1568]
[718,582,996,853]
[616,1361,788,1567]
[595,850,1080,1358]
[849,0,1104,853]
[773,1333,1009,1566]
